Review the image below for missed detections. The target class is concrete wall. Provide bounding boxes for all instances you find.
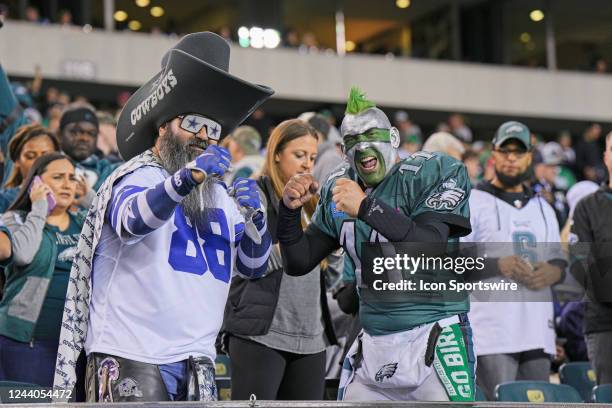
[2,21,612,121]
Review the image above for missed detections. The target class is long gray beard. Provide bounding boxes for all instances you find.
[157,131,217,223]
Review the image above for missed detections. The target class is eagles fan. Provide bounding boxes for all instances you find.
[277,88,475,401]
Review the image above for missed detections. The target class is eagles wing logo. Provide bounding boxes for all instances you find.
[425,178,465,211]
[375,362,398,383]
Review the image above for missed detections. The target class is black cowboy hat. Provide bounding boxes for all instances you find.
[116,31,274,160]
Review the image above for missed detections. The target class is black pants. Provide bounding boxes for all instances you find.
[228,335,325,400]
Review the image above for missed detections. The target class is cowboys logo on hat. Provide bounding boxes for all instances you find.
[116,31,274,160]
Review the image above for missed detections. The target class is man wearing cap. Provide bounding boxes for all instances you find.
[59,103,119,192]
[222,125,264,185]
[460,121,568,400]
[53,32,274,402]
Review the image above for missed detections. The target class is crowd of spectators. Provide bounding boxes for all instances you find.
[0,53,610,401]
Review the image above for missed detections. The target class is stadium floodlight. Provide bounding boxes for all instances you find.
[113,10,128,22]
[135,0,150,7]
[238,25,281,49]
[239,37,250,48]
[251,36,264,49]
[396,0,410,9]
[237,26,249,39]
[249,27,264,49]
[150,6,165,17]
[128,20,142,31]
[249,27,264,40]
[263,29,280,49]
[529,9,544,22]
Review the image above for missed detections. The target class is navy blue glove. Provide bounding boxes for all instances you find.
[232,177,265,227]
[186,145,231,180]
[232,177,262,209]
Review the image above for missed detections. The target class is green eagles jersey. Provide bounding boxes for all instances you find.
[313,151,472,335]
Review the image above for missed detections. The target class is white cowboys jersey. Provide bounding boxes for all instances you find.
[86,166,245,364]
[461,189,563,356]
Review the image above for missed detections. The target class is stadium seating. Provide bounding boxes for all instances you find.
[215,355,232,401]
[495,381,583,403]
[475,385,487,401]
[559,362,596,401]
[592,384,612,403]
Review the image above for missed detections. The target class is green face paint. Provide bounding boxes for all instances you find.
[343,128,391,152]
[354,147,386,186]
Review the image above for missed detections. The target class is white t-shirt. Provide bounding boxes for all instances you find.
[461,188,563,356]
[85,166,244,364]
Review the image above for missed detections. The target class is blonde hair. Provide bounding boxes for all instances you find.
[263,119,319,223]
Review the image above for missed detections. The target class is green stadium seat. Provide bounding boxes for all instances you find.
[495,381,583,402]
[559,362,596,401]
[215,354,231,378]
[216,378,231,401]
[475,384,487,401]
[215,355,231,401]
[593,384,612,403]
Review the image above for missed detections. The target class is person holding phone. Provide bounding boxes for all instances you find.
[0,152,83,387]
[0,124,60,212]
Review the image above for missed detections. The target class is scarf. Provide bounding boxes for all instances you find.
[53,150,162,399]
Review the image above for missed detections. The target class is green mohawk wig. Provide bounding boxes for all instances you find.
[345,86,376,115]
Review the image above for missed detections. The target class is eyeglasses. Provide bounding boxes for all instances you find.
[67,126,98,138]
[178,114,222,141]
[494,147,530,158]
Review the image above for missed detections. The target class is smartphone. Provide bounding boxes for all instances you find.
[29,176,57,214]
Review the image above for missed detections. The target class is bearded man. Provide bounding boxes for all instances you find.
[53,32,274,402]
[276,88,475,401]
[460,121,567,400]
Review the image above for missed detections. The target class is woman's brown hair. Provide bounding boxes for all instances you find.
[262,119,319,221]
[4,124,60,188]
[8,152,75,213]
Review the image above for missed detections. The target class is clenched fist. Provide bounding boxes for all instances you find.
[332,179,366,217]
[282,173,319,209]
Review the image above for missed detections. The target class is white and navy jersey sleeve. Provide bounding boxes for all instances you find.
[108,166,197,244]
[230,195,272,280]
[235,221,271,279]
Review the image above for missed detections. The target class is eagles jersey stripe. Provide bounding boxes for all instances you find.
[313,151,472,335]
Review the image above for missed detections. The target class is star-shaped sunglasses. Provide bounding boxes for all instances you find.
[178,114,223,141]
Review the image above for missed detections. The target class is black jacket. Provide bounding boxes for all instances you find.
[570,183,612,334]
[222,176,337,345]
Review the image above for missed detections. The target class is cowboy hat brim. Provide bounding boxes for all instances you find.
[117,48,274,161]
